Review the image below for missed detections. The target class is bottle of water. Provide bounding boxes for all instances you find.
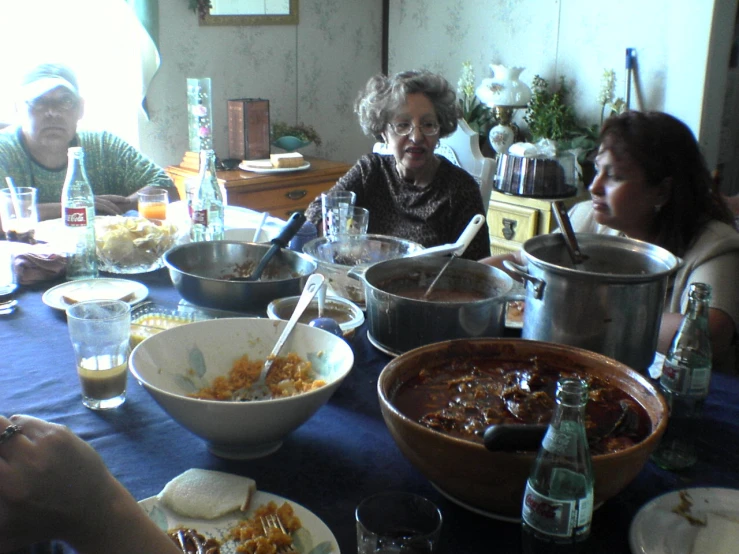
[189,149,224,242]
[652,282,712,471]
[521,378,594,553]
[61,147,98,280]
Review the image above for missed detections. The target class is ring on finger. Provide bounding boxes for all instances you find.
[0,424,22,445]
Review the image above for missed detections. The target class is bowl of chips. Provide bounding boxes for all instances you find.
[95,215,183,274]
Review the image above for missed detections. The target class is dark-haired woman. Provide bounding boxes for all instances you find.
[482,110,739,372]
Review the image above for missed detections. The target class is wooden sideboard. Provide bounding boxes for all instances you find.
[165,156,352,219]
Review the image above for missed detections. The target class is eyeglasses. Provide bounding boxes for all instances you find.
[388,121,440,137]
[26,97,79,115]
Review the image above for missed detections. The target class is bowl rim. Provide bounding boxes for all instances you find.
[129,317,354,405]
[377,337,668,460]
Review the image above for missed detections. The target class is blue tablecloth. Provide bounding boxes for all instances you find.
[3,268,739,553]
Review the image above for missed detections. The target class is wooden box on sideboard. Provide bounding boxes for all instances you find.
[227,99,270,161]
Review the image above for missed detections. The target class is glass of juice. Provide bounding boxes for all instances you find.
[138,188,169,220]
[66,299,131,410]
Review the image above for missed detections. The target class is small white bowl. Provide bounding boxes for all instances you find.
[129,318,354,459]
[224,226,279,243]
[267,295,365,339]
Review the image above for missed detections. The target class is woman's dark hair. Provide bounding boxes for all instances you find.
[354,70,460,140]
[599,110,733,256]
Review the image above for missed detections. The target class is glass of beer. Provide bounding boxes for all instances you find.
[66,299,131,410]
[138,188,169,220]
[0,186,38,243]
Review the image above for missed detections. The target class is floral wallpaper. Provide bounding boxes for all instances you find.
[139,0,383,169]
[139,0,734,181]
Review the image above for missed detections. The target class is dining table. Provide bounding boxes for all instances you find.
[3,249,739,554]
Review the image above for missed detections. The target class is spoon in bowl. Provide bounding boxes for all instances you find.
[234,273,325,401]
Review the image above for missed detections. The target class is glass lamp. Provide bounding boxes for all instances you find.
[475,65,532,155]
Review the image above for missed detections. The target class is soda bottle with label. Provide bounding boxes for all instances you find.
[521,378,594,553]
[652,282,712,471]
[61,147,98,280]
[189,149,224,242]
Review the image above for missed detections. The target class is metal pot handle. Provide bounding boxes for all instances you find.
[502,260,545,299]
[347,264,368,282]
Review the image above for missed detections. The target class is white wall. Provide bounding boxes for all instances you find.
[387,0,736,172]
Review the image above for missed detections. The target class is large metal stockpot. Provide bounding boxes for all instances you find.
[349,256,515,356]
[503,233,681,372]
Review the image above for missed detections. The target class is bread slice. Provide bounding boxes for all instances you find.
[62,283,137,305]
[157,469,257,520]
[270,152,304,168]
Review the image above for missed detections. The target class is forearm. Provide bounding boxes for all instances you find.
[479,249,524,281]
[65,477,180,554]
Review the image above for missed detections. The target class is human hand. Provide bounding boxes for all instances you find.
[95,194,135,216]
[0,415,118,550]
[0,415,181,554]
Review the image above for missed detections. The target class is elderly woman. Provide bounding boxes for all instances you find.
[305,70,490,260]
[483,111,739,372]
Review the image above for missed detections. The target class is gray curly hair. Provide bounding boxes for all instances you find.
[354,70,461,141]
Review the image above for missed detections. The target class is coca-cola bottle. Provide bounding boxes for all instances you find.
[652,282,712,471]
[61,147,98,280]
[521,378,594,553]
[189,149,224,242]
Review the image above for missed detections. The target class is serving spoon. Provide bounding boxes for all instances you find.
[234,273,325,401]
[551,200,589,267]
[233,212,306,282]
[422,214,485,299]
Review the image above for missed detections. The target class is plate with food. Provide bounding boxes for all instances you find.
[629,488,739,554]
[141,469,338,554]
[42,277,148,311]
[239,153,311,174]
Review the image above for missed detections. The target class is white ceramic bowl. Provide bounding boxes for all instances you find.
[267,295,365,339]
[129,318,354,459]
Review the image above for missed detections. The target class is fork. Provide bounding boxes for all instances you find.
[260,514,297,553]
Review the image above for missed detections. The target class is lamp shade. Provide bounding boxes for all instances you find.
[475,65,532,108]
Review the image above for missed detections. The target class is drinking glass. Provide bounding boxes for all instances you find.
[0,187,38,243]
[356,491,443,553]
[321,191,356,239]
[0,241,17,315]
[138,188,169,220]
[66,299,131,410]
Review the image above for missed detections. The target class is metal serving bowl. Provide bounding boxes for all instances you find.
[163,241,316,313]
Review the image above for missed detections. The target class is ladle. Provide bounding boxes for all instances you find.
[234,273,325,401]
[551,200,589,266]
[234,212,306,282]
[421,214,485,300]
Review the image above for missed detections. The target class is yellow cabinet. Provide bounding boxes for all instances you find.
[487,190,586,255]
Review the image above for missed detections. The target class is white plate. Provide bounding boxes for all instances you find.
[42,278,149,311]
[140,491,340,554]
[629,487,739,554]
[239,160,311,174]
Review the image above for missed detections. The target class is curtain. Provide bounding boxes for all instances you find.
[125,0,161,118]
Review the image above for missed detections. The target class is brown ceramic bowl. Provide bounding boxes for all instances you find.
[377,338,668,519]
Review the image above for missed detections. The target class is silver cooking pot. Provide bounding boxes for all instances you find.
[503,233,681,372]
[349,257,516,356]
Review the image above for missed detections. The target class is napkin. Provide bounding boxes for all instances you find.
[13,246,66,285]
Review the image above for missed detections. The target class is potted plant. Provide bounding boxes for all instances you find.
[271,122,322,152]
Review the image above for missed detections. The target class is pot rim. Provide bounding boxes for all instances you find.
[522,233,682,282]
